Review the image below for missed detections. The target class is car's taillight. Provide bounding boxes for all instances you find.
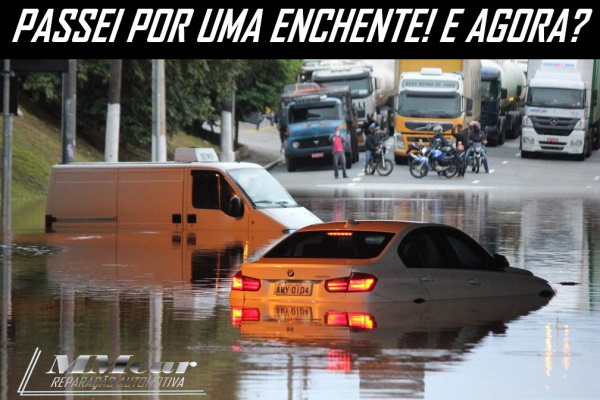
[325,273,377,292]
[324,312,377,330]
[230,307,260,326]
[231,271,261,291]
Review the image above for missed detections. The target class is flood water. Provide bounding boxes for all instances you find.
[1,189,599,400]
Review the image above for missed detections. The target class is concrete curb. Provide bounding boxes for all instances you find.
[234,144,283,171]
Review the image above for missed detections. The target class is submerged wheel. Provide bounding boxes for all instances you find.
[377,159,394,176]
[409,159,428,178]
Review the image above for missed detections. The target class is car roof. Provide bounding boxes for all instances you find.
[297,219,434,233]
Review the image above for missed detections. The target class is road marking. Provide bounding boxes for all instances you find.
[515,152,521,157]
[502,160,508,164]
[472,180,480,184]
[594,176,600,181]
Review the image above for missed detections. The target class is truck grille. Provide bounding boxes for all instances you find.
[297,137,330,149]
[530,116,578,136]
[405,121,454,132]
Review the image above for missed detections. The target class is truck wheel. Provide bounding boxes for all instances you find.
[592,128,600,150]
[286,157,297,172]
[394,155,406,165]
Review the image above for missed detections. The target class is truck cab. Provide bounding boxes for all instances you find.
[278,83,359,172]
[284,96,351,172]
[521,60,600,160]
[393,67,475,164]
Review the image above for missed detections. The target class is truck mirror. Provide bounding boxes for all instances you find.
[500,88,508,99]
[466,97,473,116]
[593,89,598,107]
[228,196,244,218]
[516,85,522,97]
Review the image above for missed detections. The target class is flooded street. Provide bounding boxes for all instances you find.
[1,189,599,399]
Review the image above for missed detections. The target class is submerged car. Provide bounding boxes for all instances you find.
[229,220,556,303]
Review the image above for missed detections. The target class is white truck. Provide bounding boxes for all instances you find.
[521,59,600,160]
[311,61,396,146]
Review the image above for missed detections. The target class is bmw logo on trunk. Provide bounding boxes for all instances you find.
[287,269,295,277]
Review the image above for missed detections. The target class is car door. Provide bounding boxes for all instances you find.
[398,227,518,300]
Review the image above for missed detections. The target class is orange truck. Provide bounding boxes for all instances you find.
[391,59,481,164]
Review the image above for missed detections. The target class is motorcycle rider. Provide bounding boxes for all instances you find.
[364,123,382,173]
[463,121,490,173]
[452,124,469,178]
[431,125,451,149]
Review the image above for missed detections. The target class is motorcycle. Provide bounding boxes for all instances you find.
[367,138,394,176]
[408,141,459,179]
[467,141,486,173]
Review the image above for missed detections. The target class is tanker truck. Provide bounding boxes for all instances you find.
[311,61,395,148]
[521,59,600,160]
[480,59,527,146]
[391,59,481,164]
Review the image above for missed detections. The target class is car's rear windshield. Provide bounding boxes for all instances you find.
[263,231,394,259]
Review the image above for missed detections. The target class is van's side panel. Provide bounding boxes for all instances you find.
[117,167,185,230]
[46,167,118,230]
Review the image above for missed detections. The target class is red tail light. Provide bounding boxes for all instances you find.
[325,273,377,292]
[231,271,261,291]
[324,312,376,330]
[230,307,260,326]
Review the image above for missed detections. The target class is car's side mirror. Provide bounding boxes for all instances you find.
[228,196,244,218]
[493,253,509,269]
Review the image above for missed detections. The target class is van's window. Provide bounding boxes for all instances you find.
[263,231,394,259]
[228,168,300,209]
[191,171,235,212]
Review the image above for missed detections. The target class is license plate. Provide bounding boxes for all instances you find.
[547,138,559,143]
[275,282,313,296]
[311,152,324,158]
[274,305,313,321]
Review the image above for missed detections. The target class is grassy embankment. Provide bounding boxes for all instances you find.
[0,96,214,232]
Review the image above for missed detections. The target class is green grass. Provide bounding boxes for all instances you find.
[1,97,215,200]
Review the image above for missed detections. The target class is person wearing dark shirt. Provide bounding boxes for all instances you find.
[463,121,489,173]
[364,124,382,173]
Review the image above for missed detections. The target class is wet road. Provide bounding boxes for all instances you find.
[1,125,600,399]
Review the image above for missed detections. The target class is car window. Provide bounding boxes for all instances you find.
[398,228,449,269]
[264,231,394,259]
[441,227,493,270]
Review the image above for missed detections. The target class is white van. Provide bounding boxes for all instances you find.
[45,148,322,241]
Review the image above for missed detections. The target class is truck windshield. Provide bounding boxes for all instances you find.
[480,81,498,102]
[289,103,342,123]
[397,92,461,118]
[526,88,584,109]
[313,77,371,98]
[228,168,300,209]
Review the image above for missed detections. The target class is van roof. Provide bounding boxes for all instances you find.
[51,161,264,170]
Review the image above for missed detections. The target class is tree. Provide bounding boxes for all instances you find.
[17,59,303,159]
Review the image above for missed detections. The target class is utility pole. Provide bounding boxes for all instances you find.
[152,60,167,162]
[62,60,77,164]
[220,83,235,162]
[1,60,13,234]
[105,60,122,162]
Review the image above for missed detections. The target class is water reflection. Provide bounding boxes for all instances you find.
[1,189,599,399]
[231,295,552,399]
